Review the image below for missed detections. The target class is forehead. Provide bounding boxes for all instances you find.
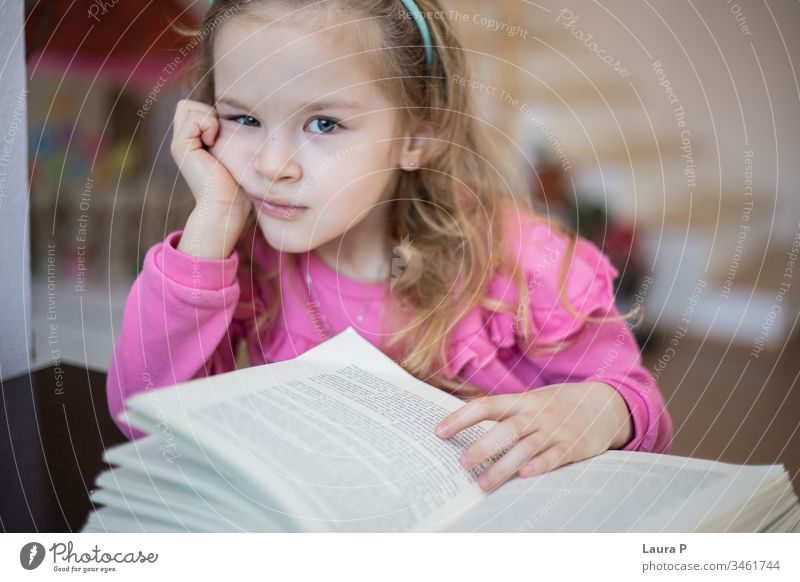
[213,13,391,110]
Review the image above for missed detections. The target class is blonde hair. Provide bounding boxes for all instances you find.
[177,0,639,399]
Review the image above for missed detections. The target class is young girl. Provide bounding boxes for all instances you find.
[108,0,672,494]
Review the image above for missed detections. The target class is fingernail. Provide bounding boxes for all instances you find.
[459,453,472,469]
[478,474,491,490]
[435,423,448,437]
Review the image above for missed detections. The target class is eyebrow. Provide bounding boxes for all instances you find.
[215,96,364,113]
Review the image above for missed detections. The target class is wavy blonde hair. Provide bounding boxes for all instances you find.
[177,0,639,399]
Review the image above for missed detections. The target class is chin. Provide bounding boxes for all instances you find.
[255,219,315,254]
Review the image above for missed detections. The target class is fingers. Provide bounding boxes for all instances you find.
[436,394,530,439]
[517,442,575,479]
[199,114,218,148]
[458,415,536,470]
[171,99,219,161]
[475,431,551,492]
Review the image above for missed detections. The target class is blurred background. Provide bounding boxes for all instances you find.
[4,0,799,513]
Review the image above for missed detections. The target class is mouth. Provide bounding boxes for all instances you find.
[251,195,308,219]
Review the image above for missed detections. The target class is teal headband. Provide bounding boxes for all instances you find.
[208,0,434,71]
[397,0,435,71]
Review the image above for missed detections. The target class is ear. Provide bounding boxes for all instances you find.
[398,128,431,172]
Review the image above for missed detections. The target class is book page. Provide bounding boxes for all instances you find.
[186,362,500,532]
[96,436,286,532]
[123,328,496,532]
[432,451,787,532]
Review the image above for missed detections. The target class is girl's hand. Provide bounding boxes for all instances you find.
[434,382,634,492]
[170,98,251,221]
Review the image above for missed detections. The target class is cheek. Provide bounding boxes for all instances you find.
[209,129,253,178]
[322,149,395,201]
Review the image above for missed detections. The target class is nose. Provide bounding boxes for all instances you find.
[253,133,302,183]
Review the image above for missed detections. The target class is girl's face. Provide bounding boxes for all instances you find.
[210,15,414,255]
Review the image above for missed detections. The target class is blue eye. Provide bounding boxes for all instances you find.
[306,117,342,135]
[227,115,260,127]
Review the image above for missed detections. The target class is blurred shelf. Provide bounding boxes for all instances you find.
[642,229,798,351]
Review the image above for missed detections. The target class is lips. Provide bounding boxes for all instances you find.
[254,195,307,209]
[251,194,309,220]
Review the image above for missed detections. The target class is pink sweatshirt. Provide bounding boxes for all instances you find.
[107,208,673,453]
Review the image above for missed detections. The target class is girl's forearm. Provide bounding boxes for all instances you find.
[107,230,243,440]
[176,204,249,259]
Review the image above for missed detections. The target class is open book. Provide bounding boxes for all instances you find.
[84,327,800,533]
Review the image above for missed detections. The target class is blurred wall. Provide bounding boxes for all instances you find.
[445,0,799,231]
[444,0,799,345]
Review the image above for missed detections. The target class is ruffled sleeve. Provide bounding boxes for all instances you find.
[443,216,672,454]
[517,224,672,453]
